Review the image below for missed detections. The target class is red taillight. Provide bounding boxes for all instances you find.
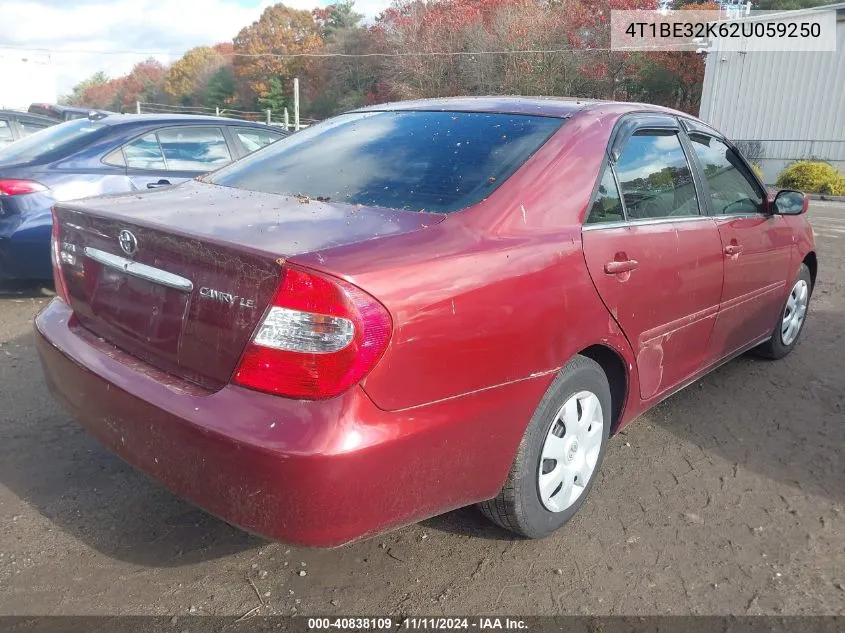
[233,266,392,400]
[0,179,47,197]
[50,208,70,302]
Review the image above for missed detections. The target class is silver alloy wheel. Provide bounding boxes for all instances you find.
[781,279,809,346]
[538,390,604,513]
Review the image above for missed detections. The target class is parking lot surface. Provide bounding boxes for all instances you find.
[0,202,843,616]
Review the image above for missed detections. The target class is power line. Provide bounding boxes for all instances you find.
[0,44,630,58]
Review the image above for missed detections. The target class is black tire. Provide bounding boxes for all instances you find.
[755,263,812,360]
[477,355,611,538]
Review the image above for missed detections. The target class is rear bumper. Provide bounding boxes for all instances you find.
[0,194,54,281]
[35,299,550,547]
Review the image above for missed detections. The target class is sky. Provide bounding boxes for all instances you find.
[0,0,393,99]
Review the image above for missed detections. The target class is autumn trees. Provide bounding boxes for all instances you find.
[232,4,325,112]
[63,0,742,118]
[63,59,167,111]
[366,0,686,106]
[163,46,230,105]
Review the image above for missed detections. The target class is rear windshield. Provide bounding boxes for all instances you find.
[208,111,563,213]
[0,118,108,166]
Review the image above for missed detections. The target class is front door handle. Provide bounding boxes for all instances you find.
[604,259,639,274]
[147,179,171,189]
[724,244,743,256]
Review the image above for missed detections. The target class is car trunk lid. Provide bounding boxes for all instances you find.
[53,180,441,390]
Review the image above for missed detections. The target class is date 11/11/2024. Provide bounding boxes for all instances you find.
[306,618,529,630]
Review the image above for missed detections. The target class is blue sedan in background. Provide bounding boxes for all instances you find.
[0,114,287,281]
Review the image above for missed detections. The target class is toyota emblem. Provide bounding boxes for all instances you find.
[118,230,138,256]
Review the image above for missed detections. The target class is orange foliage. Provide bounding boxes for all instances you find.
[164,46,228,103]
[65,0,718,117]
[232,3,325,103]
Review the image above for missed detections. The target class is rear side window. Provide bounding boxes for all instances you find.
[587,165,625,224]
[123,133,165,170]
[157,126,232,171]
[0,119,12,147]
[687,133,763,215]
[19,119,50,137]
[209,111,563,213]
[235,127,283,153]
[114,126,233,172]
[615,131,699,220]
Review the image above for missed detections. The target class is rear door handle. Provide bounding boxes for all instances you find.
[604,259,639,274]
[724,244,743,256]
[147,179,171,189]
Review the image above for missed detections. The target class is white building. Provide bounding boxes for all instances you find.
[0,52,57,110]
[698,3,845,183]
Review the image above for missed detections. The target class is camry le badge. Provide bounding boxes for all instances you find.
[199,286,256,308]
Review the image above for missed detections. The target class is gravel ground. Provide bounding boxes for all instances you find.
[0,202,843,617]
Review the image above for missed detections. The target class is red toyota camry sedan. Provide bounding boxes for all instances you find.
[35,98,816,547]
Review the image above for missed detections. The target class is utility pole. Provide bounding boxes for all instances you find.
[266,109,271,125]
[283,108,289,131]
[136,101,141,114]
[293,78,300,132]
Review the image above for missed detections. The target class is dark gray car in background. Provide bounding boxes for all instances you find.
[0,110,57,148]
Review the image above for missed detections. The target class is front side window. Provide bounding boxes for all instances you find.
[586,164,625,224]
[615,130,699,220]
[235,127,283,153]
[688,133,763,215]
[209,111,563,213]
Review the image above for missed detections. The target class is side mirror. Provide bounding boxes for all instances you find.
[773,190,809,215]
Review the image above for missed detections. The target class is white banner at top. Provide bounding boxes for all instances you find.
[610,10,838,53]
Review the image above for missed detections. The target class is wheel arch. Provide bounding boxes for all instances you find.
[803,251,817,293]
[577,344,630,435]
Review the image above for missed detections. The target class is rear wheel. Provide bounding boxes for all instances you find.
[478,355,611,538]
[756,264,811,360]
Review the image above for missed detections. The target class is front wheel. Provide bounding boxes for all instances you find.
[477,355,611,538]
[756,263,812,360]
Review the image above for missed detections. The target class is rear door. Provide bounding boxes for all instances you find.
[104,125,236,191]
[582,116,724,400]
[684,130,793,356]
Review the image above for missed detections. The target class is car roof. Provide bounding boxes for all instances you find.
[60,105,110,114]
[0,109,56,122]
[29,103,113,114]
[354,96,699,121]
[98,113,275,127]
[355,96,598,118]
